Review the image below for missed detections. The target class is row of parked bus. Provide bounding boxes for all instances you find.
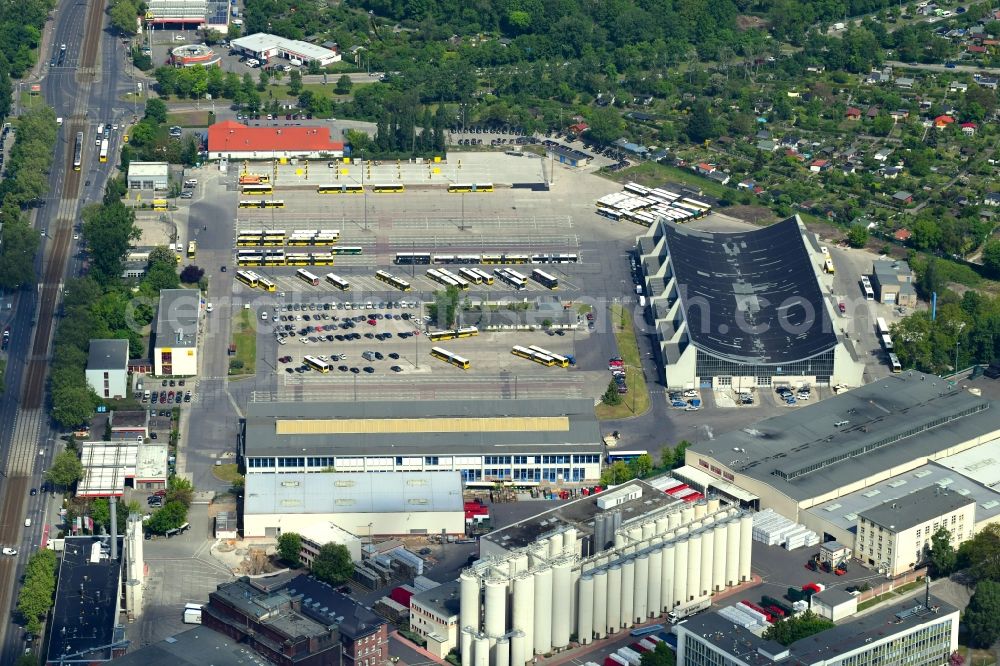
[511,345,571,368]
[237,250,343,267]
[235,270,278,291]
[427,326,479,342]
[394,252,578,265]
[237,229,342,247]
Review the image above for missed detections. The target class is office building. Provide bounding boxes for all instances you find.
[86,338,129,399]
[208,120,346,160]
[153,288,200,377]
[126,161,170,191]
[410,580,461,658]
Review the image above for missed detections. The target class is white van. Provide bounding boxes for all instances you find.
[24,518,31,527]
[289,57,303,67]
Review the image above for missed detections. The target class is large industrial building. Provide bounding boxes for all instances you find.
[144,0,230,30]
[243,471,466,538]
[153,288,200,376]
[458,479,754,666]
[637,215,863,389]
[679,372,998,517]
[238,398,604,485]
[675,594,959,666]
[207,120,346,160]
[231,33,342,67]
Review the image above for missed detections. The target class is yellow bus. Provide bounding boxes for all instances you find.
[152,199,168,211]
[527,345,570,368]
[823,258,835,275]
[257,276,277,292]
[372,183,405,193]
[511,345,556,367]
[303,355,331,373]
[235,270,260,288]
[262,199,285,208]
[187,240,197,258]
[317,184,364,194]
[430,346,470,370]
[239,200,266,209]
[242,184,273,196]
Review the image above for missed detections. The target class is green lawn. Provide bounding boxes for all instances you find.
[856,579,925,612]
[595,304,651,420]
[165,110,212,127]
[229,310,256,376]
[212,463,242,485]
[611,162,732,200]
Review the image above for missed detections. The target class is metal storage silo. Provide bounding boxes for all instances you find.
[686,532,702,602]
[592,568,608,639]
[512,573,534,653]
[655,516,669,535]
[577,575,594,644]
[681,505,694,526]
[549,532,563,558]
[485,578,508,638]
[510,631,527,666]
[712,522,727,592]
[621,557,635,629]
[495,637,510,666]
[661,542,675,611]
[474,636,489,666]
[533,567,553,655]
[552,560,572,648]
[673,538,689,605]
[667,511,680,531]
[462,630,473,666]
[642,522,655,541]
[726,519,740,586]
[570,567,581,635]
[694,500,707,520]
[614,533,626,550]
[707,497,720,513]
[700,525,714,597]
[739,513,752,582]
[563,527,578,557]
[633,553,649,622]
[594,513,608,552]
[460,571,481,634]
[511,553,529,576]
[648,548,662,617]
[606,565,622,633]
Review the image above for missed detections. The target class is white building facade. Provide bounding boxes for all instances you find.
[86,339,129,399]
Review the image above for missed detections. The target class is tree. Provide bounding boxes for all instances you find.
[335,74,353,95]
[927,526,957,577]
[763,610,834,646]
[982,238,1000,278]
[144,97,168,124]
[46,449,83,488]
[600,460,632,486]
[147,500,188,534]
[846,225,869,248]
[310,543,354,584]
[82,201,140,286]
[16,549,57,635]
[586,107,625,145]
[277,532,303,567]
[957,524,1000,582]
[963,580,1000,647]
[871,113,894,137]
[288,69,302,96]
[0,220,39,289]
[180,264,205,284]
[686,101,717,144]
[628,453,654,479]
[639,641,676,666]
[166,475,194,507]
[602,380,623,406]
[109,0,140,35]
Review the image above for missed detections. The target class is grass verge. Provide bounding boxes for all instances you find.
[956,644,996,666]
[856,579,926,612]
[165,110,212,127]
[212,463,242,484]
[610,162,733,200]
[229,310,256,376]
[595,304,650,420]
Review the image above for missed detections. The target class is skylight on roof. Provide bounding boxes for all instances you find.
[888,479,907,488]
[914,470,932,478]
[863,489,881,498]
[844,513,858,521]
[938,477,954,487]
[824,503,842,512]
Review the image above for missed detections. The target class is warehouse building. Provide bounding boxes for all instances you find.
[77,440,169,497]
[458,479,754,666]
[153,288,200,377]
[681,372,999,523]
[243,471,465,538]
[86,338,129,399]
[145,0,229,29]
[239,398,604,485]
[231,33,342,67]
[675,594,958,666]
[856,485,975,577]
[871,258,917,307]
[637,215,864,389]
[207,120,346,160]
[126,161,169,191]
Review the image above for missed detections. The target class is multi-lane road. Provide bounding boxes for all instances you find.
[0,0,130,659]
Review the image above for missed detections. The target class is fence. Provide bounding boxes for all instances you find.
[856,566,927,603]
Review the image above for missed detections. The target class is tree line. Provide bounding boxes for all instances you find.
[16,549,57,635]
[0,107,58,290]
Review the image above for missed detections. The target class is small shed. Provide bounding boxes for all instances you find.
[810,588,858,622]
[819,540,851,565]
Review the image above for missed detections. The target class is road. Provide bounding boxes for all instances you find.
[0,0,128,659]
[885,59,1000,75]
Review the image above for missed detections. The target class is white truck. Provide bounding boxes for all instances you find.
[183,603,203,624]
[638,295,646,307]
[616,648,642,666]
[668,596,711,623]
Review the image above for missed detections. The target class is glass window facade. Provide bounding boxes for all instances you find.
[695,348,835,385]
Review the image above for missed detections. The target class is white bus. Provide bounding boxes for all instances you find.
[875,317,889,336]
[303,355,331,373]
[531,269,559,290]
[881,334,894,351]
[889,353,902,373]
[325,273,350,290]
[296,268,320,286]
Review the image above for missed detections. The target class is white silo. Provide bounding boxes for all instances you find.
[485,578,508,638]
[538,539,551,561]
[726,519,740,586]
[694,501,707,520]
[510,631,527,666]
[563,527,578,556]
[460,571,481,634]
[687,532,702,601]
[552,560,572,648]
[474,636,489,666]
[614,533,626,549]
[606,565,622,633]
[681,505,694,526]
[633,553,649,622]
[700,525,714,597]
[495,637,510,666]
[512,573,534,653]
[577,575,595,644]
[673,538,689,605]
[739,513,753,582]
[533,567,553,655]
[549,532,564,558]
[621,557,635,629]
[570,567,581,634]
[661,542,675,611]
[655,516,669,535]
[462,631,473,666]
[667,511,681,530]
[592,568,608,639]
[642,522,655,540]
[708,497,720,513]
[712,522,727,592]
[648,548,663,616]
[511,553,529,576]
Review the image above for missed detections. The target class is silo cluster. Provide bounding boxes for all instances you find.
[460,497,754,666]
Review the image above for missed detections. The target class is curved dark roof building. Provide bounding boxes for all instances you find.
[637,215,862,390]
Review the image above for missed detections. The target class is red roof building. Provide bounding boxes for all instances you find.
[207,120,345,160]
[845,107,862,120]
[568,122,589,134]
[894,228,912,241]
[934,115,955,128]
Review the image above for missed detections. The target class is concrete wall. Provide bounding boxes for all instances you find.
[86,367,128,400]
[244,510,466,539]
